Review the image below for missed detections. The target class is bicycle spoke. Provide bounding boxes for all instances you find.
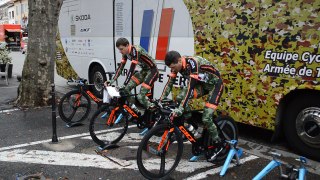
[220,120,227,129]
[67,109,77,120]
[137,124,183,179]
[59,89,91,123]
[222,130,231,140]
[159,154,165,176]
[89,106,128,146]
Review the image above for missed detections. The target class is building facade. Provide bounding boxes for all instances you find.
[13,0,28,28]
[0,0,11,24]
[7,2,14,24]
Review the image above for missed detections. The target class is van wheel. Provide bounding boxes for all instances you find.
[89,65,106,99]
[284,95,320,161]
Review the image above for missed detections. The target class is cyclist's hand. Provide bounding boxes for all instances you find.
[104,81,110,87]
[170,108,183,118]
[118,85,126,91]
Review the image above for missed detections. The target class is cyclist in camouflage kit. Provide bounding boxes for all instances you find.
[161,51,224,158]
[107,38,159,110]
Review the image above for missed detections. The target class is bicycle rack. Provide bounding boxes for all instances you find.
[66,122,84,128]
[252,152,308,180]
[297,156,307,180]
[139,128,149,136]
[252,152,284,180]
[220,140,243,177]
[97,143,120,151]
[189,155,201,162]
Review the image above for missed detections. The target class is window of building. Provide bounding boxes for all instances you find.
[12,11,14,18]
[16,6,19,15]
[21,4,24,14]
[9,12,11,19]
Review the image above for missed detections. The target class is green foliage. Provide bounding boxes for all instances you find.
[0,49,12,64]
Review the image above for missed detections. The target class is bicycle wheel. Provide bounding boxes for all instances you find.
[207,115,238,164]
[137,124,183,179]
[89,105,128,146]
[58,89,91,123]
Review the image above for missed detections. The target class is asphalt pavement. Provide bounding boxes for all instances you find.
[0,52,319,179]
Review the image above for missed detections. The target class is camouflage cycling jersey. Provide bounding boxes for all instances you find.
[111,45,159,109]
[161,56,222,105]
[111,45,157,85]
[161,56,223,141]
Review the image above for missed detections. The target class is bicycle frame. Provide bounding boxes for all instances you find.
[158,112,226,156]
[101,94,140,127]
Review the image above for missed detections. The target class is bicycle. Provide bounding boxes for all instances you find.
[89,86,162,148]
[58,72,115,126]
[253,152,307,180]
[136,102,238,179]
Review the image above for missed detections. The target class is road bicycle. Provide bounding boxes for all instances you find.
[58,72,114,127]
[58,78,104,126]
[136,102,238,179]
[253,152,307,180]
[89,86,161,148]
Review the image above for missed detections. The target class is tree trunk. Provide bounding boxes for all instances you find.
[16,0,63,107]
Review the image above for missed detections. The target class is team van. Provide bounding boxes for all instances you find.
[56,0,320,160]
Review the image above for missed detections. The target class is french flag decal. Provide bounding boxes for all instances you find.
[140,8,174,60]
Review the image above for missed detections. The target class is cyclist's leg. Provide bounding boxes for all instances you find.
[124,72,145,103]
[137,68,159,109]
[201,79,226,161]
[202,78,224,142]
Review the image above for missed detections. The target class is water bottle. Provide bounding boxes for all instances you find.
[185,123,202,139]
[131,103,140,115]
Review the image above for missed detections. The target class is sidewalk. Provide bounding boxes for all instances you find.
[0,65,73,111]
[0,76,19,111]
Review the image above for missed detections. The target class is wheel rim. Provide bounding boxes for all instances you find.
[217,120,237,140]
[139,126,181,179]
[296,107,320,148]
[93,71,104,92]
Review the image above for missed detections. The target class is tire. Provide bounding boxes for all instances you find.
[58,89,91,123]
[89,105,128,146]
[284,95,320,161]
[207,115,238,164]
[89,65,106,99]
[137,124,183,180]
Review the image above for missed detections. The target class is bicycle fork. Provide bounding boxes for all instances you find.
[146,128,174,156]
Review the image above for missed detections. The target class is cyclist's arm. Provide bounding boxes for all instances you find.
[110,57,127,84]
[160,72,177,101]
[178,74,197,109]
[124,47,138,85]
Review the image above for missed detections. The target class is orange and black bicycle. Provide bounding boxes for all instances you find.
[89,86,159,148]
[58,72,115,127]
[136,101,238,179]
[58,78,105,127]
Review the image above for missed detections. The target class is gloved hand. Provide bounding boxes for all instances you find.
[118,85,126,91]
[104,80,113,87]
[118,85,127,96]
[170,106,184,118]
